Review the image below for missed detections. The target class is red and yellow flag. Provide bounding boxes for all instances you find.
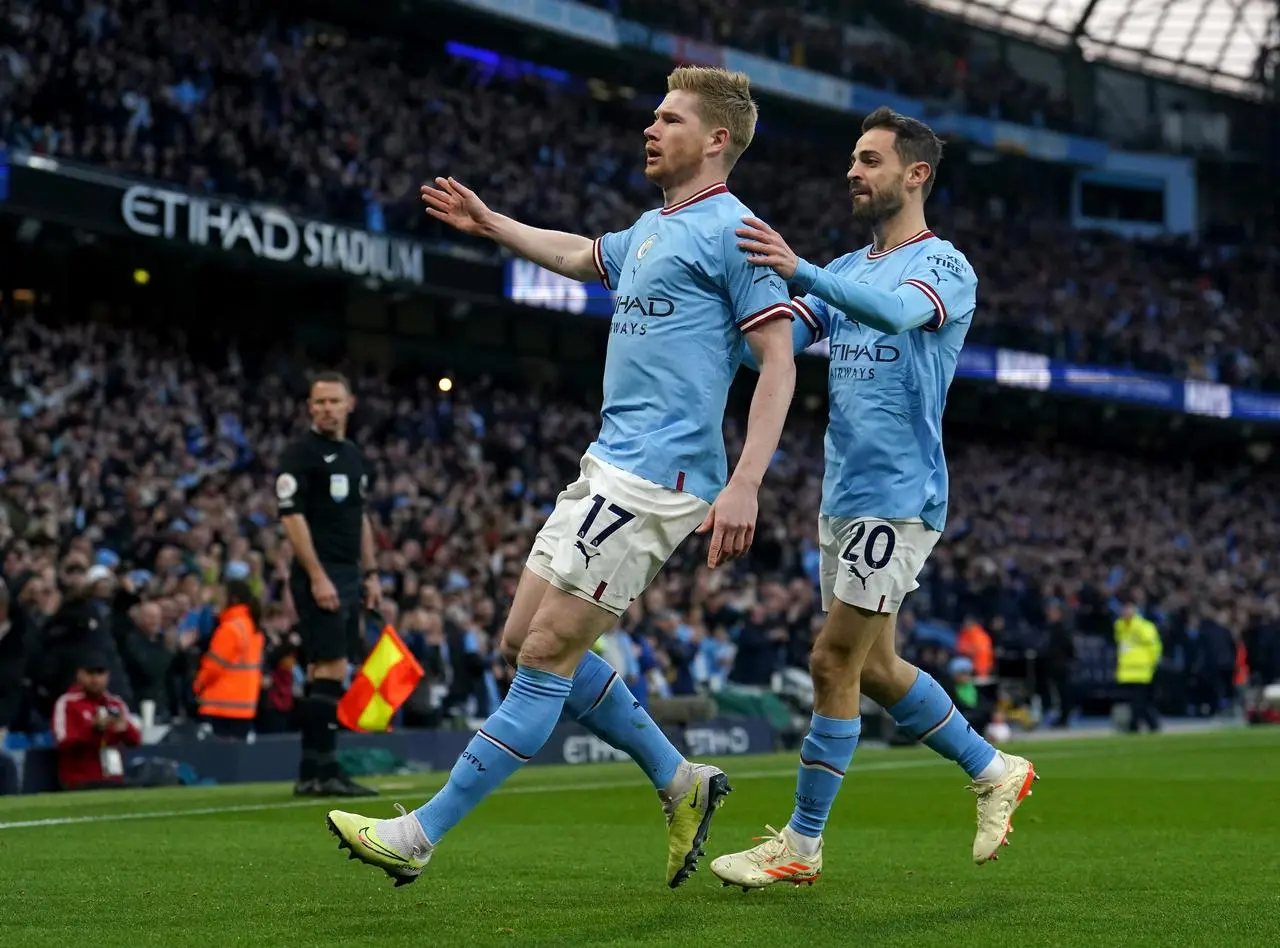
[337,625,425,733]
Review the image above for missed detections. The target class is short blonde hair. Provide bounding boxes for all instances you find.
[667,66,758,169]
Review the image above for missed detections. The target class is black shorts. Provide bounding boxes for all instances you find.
[291,565,364,665]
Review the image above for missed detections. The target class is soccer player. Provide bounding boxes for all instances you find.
[324,66,797,889]
[708,107,1036,889]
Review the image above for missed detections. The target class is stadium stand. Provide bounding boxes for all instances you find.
[3,0,1278,388]
[0,308,1276,738]
[1,0,1278,750]
[581,0,1080,131]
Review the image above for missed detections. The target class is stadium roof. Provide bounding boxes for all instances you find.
[913,0,1278,96]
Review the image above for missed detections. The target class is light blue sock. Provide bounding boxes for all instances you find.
[887,669,997,779]
[787,713,860,839]
[414,666,571,844]
[565,651,683,790]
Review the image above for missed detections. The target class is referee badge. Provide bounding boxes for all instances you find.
[275,473,298,500]
[329,473,349,501]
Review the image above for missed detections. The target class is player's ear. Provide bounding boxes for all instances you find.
[909,161,932,192]
[706,126,731,160]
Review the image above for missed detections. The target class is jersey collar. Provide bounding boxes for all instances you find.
[866,229,934,259]
[660,182,730,216]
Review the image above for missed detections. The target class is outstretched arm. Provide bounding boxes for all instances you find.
[791,258,938,335]
[422,177,597,282]
[481,216,598,283]
[737,216,939,335]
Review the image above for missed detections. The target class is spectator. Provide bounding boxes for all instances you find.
[730,600,788,686]
[1245,601,1280,687]
[651,611,698,697]
[956,614,994,681]
[193,579,265,739]
[945,656,994,737]
[258,603,303,734]
[29,556,135,718]
[1,2,1275,388]
[598,622,644,701]
[0,577,17,742]
[1114,598,1162,733]
[52,651,142,791]
[120,600,177,723]
[1200,608,1240,715]
[1039,600,1076,728]
[1,302,1278,736]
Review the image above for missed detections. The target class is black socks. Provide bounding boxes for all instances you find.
[301,678,344,782]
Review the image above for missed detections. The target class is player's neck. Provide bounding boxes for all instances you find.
[871,212,929,255]
[662,173,727,210]
[311,425,345,441]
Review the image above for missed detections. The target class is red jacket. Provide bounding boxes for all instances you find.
[52,686,142,790]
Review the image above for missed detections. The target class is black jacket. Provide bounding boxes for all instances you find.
[30,592,136,715]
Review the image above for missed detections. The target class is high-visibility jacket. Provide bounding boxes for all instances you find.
[956,622,994,679]
[194,603,265,720]
[1114,615,1162,685]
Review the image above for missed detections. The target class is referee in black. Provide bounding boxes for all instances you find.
[277,371,381,798]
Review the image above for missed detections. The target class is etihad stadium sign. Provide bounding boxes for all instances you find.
[119,184,424,285]
[0,151,484,288]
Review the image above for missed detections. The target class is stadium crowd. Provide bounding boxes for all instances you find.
[2,0,1278,390]
[1,314,1278,744]
[587,0,1078,132]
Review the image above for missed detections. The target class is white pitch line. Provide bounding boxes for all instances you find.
[0,758,956,831]
[0,799,333,830]
[0,751,1034,831]
[0,767,808,831]
[0,731,1259,832]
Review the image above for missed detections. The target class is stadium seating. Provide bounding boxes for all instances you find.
[1,310,1277,736]
[1,2,1277,741]
[3,0,1277,389]
[581,0,1079,131]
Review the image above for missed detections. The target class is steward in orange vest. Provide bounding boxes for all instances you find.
[194,580,265,740]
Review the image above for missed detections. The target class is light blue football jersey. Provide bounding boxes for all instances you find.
[787,230,978,531]
[588,183,793,504]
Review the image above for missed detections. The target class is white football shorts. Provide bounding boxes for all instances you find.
[818,515,941,615]
[527,453,710,617]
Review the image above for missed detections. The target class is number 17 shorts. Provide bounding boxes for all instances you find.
[818,515,941,615]
[527,453,711,617]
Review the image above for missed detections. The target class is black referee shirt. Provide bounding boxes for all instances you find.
[276,429,370,567]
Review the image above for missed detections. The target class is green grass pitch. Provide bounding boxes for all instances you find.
[1,729,1277,947]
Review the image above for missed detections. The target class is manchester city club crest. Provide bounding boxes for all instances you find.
[636,234,657,259]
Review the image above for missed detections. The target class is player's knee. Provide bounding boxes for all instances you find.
[809,640,858,696]
[518,591,615,674]
[516,623,574,672]
[497,629,523,669]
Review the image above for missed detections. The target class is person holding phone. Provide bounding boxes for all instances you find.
[52,651,141,791]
